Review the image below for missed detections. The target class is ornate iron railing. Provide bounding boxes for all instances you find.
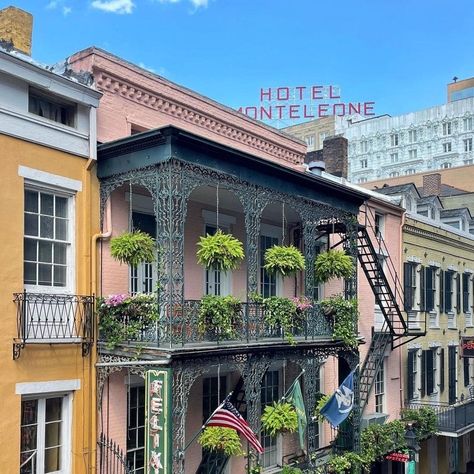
[406,398,474,433]
[97,433,130,474]
[13,291,95,359]
[98,300,340,349]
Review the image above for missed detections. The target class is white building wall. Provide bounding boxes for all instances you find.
[335,98,474,183]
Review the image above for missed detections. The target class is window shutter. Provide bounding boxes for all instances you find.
[404,263,412,311]
[464,357,470,387]
[420,266,426,312]
[456,274,462,314]
[440,269,444,313]
[445,272,452,313]
[421,350,426,397]
[440,348,445,392]
[427,349,434,395]
[407,351,414,400]
[463,273,469,313]
[426,267,434,312]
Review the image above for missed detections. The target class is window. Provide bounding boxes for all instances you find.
[464,273,471,313]
[374,213,384,239]
[203,376,227,422]
[464,138,473,152]
[404,263,417,311]
[409,130,417,143]
[390,153,398,163]
[443,122,452,136]
[260,234,279,297]
[423,266,436,312]
[441,162,452,169]
[360,158,368,169]
[443,142,452,153]
[361,140,368,153]
[389,171,399,178]
[127,386,145,474]
[407,350,418,400]
[405,168,416,175]
[448,346,457,404]
[464,357,470,387]
[29,88,76,127]
[444,271,454,313]
[465,159,474,165]
[261,370,280,468]
[464,117,473,131]
[390,133,399,147]
[20,396,70,473]
[408,149,418,160]
[425,349,436,396]
[375,361,385,413]
[24,189,71,290]
[304,135,315,149]
[319,132,327,147]
[357,177,368,184]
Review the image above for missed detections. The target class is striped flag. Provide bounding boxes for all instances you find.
[206,400,264,454]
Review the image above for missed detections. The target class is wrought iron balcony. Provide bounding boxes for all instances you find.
[406,398,474,435]
[13,291,95,360]
[98,300,343,351]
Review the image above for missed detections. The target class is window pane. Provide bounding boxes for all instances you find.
[45,398,62,422]
[54,243,67,264]
[45,422,61,448]
[25,214,38,237]
[41,194,54,216]
[25,191,38,213]
[44,446,60,472]
[55,197,68,218]
[39,241,53,263]
[55,218,67,241]
[24,239,37,261]
[40,216,54,239]
[53,266,66,287]
[21,400,38,425]
[38,264,52,286]
[20,425,38,452]
[20,452,36,474]
[24,262,37,285]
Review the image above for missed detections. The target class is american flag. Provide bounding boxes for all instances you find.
[206,400,264,454]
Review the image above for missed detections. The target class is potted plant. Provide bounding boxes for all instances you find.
[110,230,156,267]
[315,249,354,284]
[319,295,359,348]
[196,229,244,271]
[198,295,242,340]
[97,293,159,349]
[198,427,244,456]
[261,401,298,437]
[263,245,305,277]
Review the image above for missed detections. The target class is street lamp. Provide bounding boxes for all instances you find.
[405,422,420,463]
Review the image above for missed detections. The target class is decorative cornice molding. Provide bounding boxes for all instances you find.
[94,70,304,167]
[404,223,474,251]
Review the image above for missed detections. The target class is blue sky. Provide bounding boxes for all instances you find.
[5,0,474,124]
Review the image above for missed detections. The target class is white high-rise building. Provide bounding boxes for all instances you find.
[335,97,474,183]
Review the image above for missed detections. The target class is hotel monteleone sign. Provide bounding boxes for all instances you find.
[462,338,474,358]
[145,369,172,473]
[238,85,376,125]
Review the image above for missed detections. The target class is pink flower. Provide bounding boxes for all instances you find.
[105,294,128,307]
[291,296,313,311]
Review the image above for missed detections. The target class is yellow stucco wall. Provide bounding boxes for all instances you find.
[0,134,100,472]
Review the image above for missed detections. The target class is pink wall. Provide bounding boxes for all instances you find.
[67,48,307,172]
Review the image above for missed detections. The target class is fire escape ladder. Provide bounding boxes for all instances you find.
[196,378,246,474]
[358,323,392,410]
[357,226,408,337]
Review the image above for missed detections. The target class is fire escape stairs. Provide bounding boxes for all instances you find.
[196,377,246,474]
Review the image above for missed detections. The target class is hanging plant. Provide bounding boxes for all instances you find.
[261,401,298,437]
[196,229,244,271]
[319,295,359,348]
[264,245,305,277]
[110,230,156,267]
[198,427,244,456]
[315,249,354,284]
[313,393,330,423]
[198,295,242,340]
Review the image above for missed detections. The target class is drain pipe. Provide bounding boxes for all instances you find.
[92,197,112,296]
[96,357,171,368]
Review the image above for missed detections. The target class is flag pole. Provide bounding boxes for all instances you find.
[281,369,305,401]
[179,391,233,456]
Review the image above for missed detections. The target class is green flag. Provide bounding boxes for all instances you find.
[286,379,307,450]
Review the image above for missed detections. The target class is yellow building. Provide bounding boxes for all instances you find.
[378,182,474,474]
[0,7,101,472]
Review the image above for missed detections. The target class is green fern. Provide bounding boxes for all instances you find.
[264,245,305,277]
[110,231,156,267]
[198,427,244,456]
[315,249,354,284]
[196,230,244,271]
[261,401,298,437]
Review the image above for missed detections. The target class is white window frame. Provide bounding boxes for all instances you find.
[390,133,399,147]
[464,138,473,152]
[409,129,417,143]
[408,149,417,160]
[464,117,473,132]
[360,158,368,169]
[443,122,452,136]
[361,140,368,153]
[375,359,385,413]
[390,152,398,163]
[443,142,452,153]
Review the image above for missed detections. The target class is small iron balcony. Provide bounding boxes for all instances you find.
[13,291,95,360]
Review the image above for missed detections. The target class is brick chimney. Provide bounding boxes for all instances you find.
[422,173,442,196]
[306,135,348,178]
[0,6,33,56]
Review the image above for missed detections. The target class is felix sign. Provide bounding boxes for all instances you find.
[238,85,375,122]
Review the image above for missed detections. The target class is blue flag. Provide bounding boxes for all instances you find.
[320,369,355,427]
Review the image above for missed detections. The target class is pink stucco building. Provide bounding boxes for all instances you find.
[68,48,411,473]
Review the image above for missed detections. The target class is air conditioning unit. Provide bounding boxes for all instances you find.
[361,413,388,430]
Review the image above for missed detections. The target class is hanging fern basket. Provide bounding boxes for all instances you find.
[315,249,354,284]
[110,230,156,267]
[261,401,298,437]
[196,229,245,271]
[198,427,244,457]
[263,245,305,277]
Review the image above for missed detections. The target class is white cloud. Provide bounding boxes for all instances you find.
[46,0,59,9]
[138,62,156,73]
[154,0,209,8]
[91,0,135,14]
[63,6,72,15]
